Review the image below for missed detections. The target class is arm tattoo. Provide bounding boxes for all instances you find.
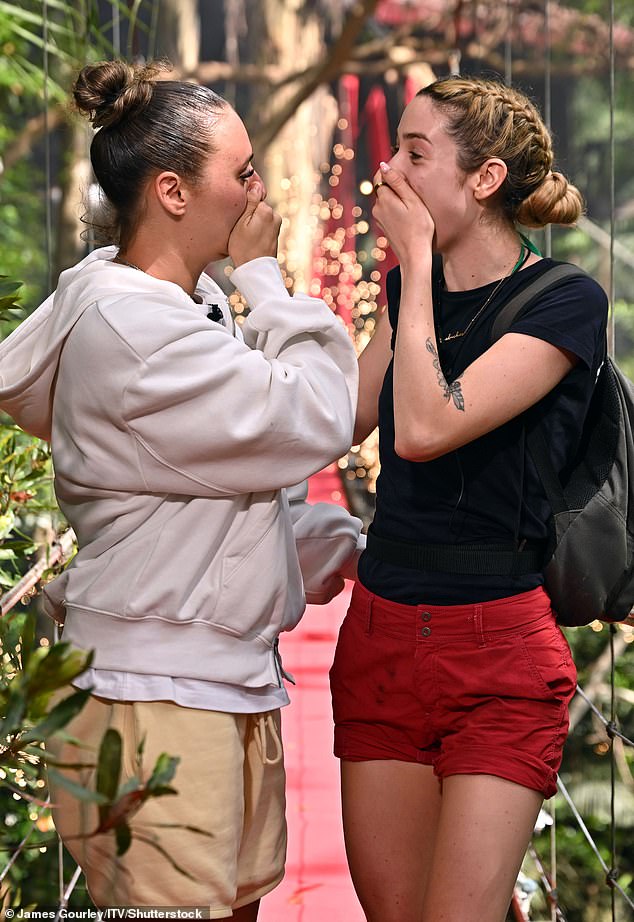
[425,338,465,411]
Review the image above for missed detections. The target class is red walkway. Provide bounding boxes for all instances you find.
[259,468,364,922]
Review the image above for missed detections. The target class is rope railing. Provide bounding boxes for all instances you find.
[548,618,633,921]
[2,528,632,919]
[0,802,50,884]
[0,528,75,617]
[524,655,634,922]
[526,842,568,922]
[54,865,83,922]
[574,683,634,749]
[556,776,634,913]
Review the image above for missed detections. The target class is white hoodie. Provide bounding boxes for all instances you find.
[0,247,362,696]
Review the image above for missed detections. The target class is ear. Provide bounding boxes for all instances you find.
[154,171,187,216]
[471,158,508,202]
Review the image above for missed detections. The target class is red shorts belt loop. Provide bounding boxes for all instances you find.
[474,603,485,647]
[329,581,577,799]
[365,590,374,635]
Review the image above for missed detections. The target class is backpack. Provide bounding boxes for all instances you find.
[491,263,634,626]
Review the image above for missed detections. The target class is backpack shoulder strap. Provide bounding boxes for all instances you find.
[491,262,590,518]
[491,263,588,343]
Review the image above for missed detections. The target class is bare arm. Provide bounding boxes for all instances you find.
[394,269,576,460]
[354,304,393,444]
[374,164,577,461]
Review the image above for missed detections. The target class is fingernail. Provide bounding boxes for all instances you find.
[380,161,390,172]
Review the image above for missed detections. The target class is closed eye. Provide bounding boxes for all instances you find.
[391,144,422,162]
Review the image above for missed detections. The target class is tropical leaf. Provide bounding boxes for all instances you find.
[96,728,122,808]
[47,767,108,805]
[26,643,94,695]
[146,752,179,791]
[115,821,132,856]
[20,687,92,743]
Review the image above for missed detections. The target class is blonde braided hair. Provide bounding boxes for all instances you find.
[418,77,583,228]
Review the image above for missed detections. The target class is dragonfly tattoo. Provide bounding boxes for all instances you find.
[425,338,465,411]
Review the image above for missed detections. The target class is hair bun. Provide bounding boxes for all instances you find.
[72,59,169,129]
[517,171,584,228]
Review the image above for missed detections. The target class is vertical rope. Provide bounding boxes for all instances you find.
[148,0,161,60]
[54,864,83,922]
[112,0,120,56]
[543,0,552,258]
[126,0,143,61]
[504,0,512,87]
[472,0,482,76]
[41,0,60,896]
[42,0,53,292]
[550,801,557,922]
[608,0,616,357]
[607,3,617,909]
[608,624,617,921]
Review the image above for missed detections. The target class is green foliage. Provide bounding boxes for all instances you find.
[1,623,92,758]
[552,624,634,921]
[0,0,633,914]
[46,725,188,866]
[0,607,91,907]
[0,276,189,901]
[0,608,189,905]
[562,0,634,27]
[0,277,24,322]
[613,299,634,377]
[0,0,146,102]
[0,423,56,591]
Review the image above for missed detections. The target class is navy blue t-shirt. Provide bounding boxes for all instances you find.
[358,258,609,605]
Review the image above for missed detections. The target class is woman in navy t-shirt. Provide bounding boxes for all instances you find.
[330,76,607,922]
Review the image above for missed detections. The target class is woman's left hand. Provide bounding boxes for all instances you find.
[372,162,435,267]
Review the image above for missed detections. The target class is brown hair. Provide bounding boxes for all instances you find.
[417,76,584,228]
[72,59,228,246]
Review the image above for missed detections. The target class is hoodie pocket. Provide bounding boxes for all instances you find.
[211,502,304,643]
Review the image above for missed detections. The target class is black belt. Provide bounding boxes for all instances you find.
[366,530,546,577]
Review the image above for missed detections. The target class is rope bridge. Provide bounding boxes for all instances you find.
[1,0,632,918]
[1,533,632,920]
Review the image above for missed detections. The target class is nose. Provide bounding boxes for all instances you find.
[386,149,401,170]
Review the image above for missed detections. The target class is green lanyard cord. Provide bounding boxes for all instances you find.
[519,232,543,257]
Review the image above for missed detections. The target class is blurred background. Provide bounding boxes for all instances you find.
[0,1,633,919]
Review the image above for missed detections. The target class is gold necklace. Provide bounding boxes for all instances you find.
[113,254,212,312]
[114,255,144,272]
[438,243,529,344]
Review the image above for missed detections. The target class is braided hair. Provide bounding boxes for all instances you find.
[418,77,583,228]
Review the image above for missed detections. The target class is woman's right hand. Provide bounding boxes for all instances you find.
[228,185,282,267]
[372,162,435,270]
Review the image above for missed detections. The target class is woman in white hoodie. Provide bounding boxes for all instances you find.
[0,60,361,918]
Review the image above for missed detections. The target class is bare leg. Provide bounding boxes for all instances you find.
[341,760,442,922]
[421,774,543,922]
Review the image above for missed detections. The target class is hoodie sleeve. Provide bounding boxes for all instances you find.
[284,480,366,604]
[123,259,358,496]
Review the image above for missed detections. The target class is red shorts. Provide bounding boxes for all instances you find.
[329,582,577,798]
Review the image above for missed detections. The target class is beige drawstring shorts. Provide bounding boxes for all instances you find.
[47,695,286,916]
